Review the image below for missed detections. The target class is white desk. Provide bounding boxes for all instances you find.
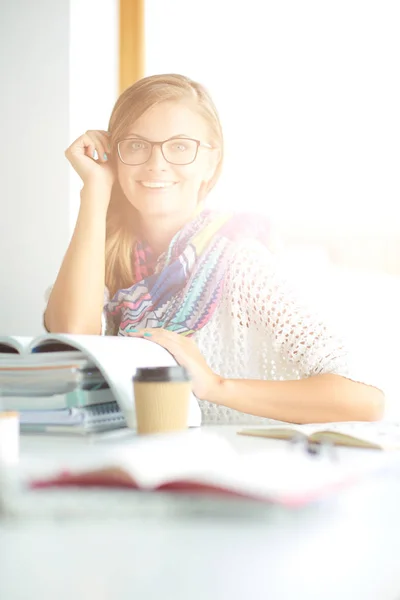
[1,426,400,600]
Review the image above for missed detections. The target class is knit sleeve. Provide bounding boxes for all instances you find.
[227,240,384,391]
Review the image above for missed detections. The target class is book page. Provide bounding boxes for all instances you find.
[238,423,317,440]
[0,336,33,354]
[29,430,373,505]
[28,334,202,427]
[29,430,234,489]
[115,430,234,488]
[309,421,400,450]
[240,421,400,450]
[181,446,371,503]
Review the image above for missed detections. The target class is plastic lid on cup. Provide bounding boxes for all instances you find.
[133,366,190,383]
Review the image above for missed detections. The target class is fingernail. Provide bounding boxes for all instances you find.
[93,149,98,160]
[129,328,138,332]
[103,152,108,161]
[143,332,152,337]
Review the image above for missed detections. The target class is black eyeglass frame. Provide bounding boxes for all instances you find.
[116,136,214,166]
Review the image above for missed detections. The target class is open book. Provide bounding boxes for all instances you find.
[238,421,400,450]
[0,334,201,428]
[27,430,379,506]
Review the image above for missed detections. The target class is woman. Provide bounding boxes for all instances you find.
[44,73,384,425]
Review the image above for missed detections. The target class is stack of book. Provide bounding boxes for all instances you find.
[0,332,202,433]
[0,348,126,434]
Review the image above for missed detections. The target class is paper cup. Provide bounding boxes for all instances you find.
[133,366,191,434]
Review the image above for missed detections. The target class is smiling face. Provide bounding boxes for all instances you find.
[116,101,218,223]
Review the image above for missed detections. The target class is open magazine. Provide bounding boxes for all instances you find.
[238,421,400,450]
[0,334,202,428]
[28,430,385,506]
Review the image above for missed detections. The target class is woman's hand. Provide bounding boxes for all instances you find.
[127,328,223,401]
[65,130,115,192]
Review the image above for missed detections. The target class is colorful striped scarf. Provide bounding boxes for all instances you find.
[105,208,270,337]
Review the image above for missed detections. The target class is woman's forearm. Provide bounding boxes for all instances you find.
[44,183,110,334]
[208,374,385,423]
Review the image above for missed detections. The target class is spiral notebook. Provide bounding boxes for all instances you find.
[20,401,127,434]
[0,333,201,428]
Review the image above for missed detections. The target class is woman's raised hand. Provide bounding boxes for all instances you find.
[65,130,115,190]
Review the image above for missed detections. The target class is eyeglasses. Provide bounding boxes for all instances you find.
[117,136,213,166]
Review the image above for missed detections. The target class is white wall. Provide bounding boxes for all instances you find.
[0,0,70,336]
[0,0,118,336]
[69,0,119,232]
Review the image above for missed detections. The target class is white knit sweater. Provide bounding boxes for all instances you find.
[102,239,382,425]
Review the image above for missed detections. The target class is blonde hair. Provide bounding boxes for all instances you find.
[105,73,224,296]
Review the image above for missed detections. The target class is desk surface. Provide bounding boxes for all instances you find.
[1,425,400,600]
